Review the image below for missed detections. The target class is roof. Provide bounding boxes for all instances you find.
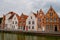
[6,11,15,15]
[8,13,15,19]
[8,12,20,20]
[33,13,37,17]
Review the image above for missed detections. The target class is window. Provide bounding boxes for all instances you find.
[50,13,53,16]
[54,18,56,22]
[31,16,32,19]
[15,21,17,24]
[32,26,34,29]
[14,26,15,28]
[12,26,15,29]
[13,21,14,24]
[29,26,30,29]
[32,21,34,24]
[29,21,31,24]
[50,25,53,31]
[46,18,49,22]
[50,18,52,22]
[46,25,49,30]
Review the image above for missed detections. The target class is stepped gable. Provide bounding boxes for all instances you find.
[20,13,28,19]
[37,9,44,18]
[19,13,28,27]
[46,6,59,18]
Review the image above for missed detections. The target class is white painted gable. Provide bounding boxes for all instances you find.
[26,13,37,31]
[11,14,18,30]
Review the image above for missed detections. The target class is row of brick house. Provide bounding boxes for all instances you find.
[1,6,60,32]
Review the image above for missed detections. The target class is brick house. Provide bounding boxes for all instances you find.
[37,9,45,31]
[19,13,28,31]
[44,6,59,32]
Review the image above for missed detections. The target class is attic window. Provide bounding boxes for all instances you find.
[50,13,53,16]
[31,16,32,19]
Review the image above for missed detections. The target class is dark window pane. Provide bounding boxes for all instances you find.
[29,26,30,29]
[32,26,34,29]
[15,21,17,24]
[29,21,31,24]
[31,16,32,19]
[32,21,34,24]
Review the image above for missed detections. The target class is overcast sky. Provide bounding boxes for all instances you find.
[0,0,60,17]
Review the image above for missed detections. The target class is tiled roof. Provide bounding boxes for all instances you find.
[8,13,15,19]
[6,11,15,15]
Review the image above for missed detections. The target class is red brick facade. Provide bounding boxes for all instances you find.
[44,6,59,32]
